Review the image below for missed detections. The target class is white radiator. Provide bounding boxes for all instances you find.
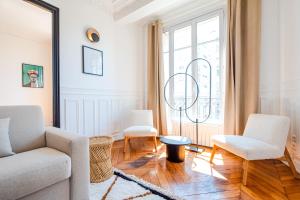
[170,120,223,147]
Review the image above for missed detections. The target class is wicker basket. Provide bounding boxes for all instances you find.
[89,136,113,183]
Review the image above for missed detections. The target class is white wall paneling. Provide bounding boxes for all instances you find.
[63,98,80,133]
[260,0,300,172]
[61,87,143,138]
[280,81,300,171]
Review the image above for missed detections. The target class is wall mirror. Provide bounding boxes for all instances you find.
[0,0,60,127]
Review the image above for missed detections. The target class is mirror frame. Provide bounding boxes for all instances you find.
[24,0,60,127]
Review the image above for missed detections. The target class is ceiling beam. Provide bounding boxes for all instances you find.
[114,0,153,23]
[114,0,187,23]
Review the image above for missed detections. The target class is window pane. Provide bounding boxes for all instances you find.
[174,26,191,49]
[197,16,219,43]
[196,60,211,97]
[172,47,191,113]
[174,47,191,73]
[197,41,219,77]
[173,75,185,102]
[163,32,169,53]
[163,52,169,82]
[197,41,221,121]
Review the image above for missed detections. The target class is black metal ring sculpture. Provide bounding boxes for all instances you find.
[163,58,212,148]
[163,73,199,111]
[184,58,212,123]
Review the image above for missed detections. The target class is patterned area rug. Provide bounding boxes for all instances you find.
[90,169,183,200]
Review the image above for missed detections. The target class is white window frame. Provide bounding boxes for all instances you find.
[163,8,226,124]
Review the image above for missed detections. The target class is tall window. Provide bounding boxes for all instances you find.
[163,10,225,124]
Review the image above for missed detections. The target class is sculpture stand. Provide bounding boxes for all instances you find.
[179,109,204,153]
[185,118,204,153]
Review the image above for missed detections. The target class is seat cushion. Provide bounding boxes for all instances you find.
[212,135,282,160]
[0,147,71,200]
[123,126,157,137]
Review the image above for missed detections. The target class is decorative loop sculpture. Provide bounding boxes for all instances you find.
[164,58,212,151]
[164,73,199,111]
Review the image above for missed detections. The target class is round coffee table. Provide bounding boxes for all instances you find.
[160,136,192,163]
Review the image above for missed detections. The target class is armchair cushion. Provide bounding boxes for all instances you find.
[212,135,282,160]
[0,147,71,200]
[46,127,89,200]
[123,126,157,137]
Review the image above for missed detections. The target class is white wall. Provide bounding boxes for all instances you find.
[44,0,145,137]
[260,0,300,171]
[0,34,53,125]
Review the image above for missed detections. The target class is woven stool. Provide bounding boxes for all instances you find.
[89,136,113,183]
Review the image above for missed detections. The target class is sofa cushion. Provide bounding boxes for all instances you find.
[124,126,157,137]
[0,106,45,153]
[0,147,71,200]
[0,118,14,158]
[212,135,282,160]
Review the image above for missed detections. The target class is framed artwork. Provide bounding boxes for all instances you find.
[82,45,103,76]
[22,63,44,88]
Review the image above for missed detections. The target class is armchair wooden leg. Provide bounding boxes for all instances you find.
[284,147,300,179]
[124,136,130,160]
[153,136,158,152]
[243,160,249,185]
[210,144,218,163]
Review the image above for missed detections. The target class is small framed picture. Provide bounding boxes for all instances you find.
[22,63,44,88]
[82,45,103,76]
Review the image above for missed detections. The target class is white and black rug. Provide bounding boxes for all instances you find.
[90,169,183,200]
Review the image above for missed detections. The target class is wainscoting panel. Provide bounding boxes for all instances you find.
[98,99,112,134]
[83,99,96,136]
[64,98,80,133]
[282,80,300,172]
[60,87,144,137]
[260,81,300,172]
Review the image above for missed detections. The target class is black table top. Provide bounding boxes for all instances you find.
[160,136,192,145]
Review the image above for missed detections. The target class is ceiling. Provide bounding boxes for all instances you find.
[111,0,225,23]
[0,0,223,41]
[0,0,52,43]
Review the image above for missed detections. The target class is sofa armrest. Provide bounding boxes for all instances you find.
[45,127,89,200]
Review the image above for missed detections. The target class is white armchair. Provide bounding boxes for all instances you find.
[123,110,158,155]
[210,114,299,185]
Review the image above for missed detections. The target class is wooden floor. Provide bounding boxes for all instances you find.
[111,138,300,200]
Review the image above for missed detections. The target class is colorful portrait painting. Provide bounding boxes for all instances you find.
[22,64,44,88]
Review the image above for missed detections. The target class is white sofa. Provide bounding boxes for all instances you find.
[0,106,90,200]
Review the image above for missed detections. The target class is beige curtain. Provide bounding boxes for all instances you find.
[147,20,168,135]
[224,0,261,134]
